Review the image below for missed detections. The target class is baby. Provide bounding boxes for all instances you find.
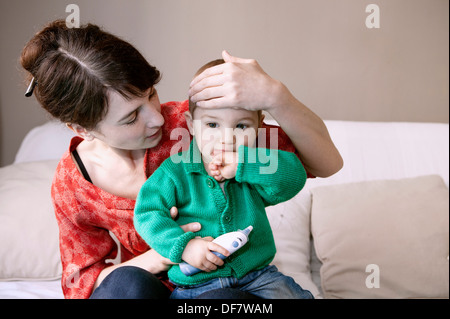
[134,59,313,299]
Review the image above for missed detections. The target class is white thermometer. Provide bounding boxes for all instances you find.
[179,226,253,276]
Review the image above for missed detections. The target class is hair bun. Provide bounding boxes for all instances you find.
[20,20,68,74]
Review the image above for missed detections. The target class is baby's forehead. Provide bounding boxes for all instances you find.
[194,106,259,119]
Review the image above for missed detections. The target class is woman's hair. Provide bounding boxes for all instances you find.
[21,20,161,129]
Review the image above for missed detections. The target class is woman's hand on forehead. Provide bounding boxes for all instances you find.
[189,50,280,112]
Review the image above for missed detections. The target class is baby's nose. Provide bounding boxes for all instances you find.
[221,128,236,144]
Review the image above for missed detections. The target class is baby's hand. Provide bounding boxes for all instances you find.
[209,151,238,182]
[181,238,230,272]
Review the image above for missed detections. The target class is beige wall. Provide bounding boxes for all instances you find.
[0,0,448,166]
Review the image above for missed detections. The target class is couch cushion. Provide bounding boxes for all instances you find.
[311,175,449,298]
[266,189,321,298]
[0,160,62,280]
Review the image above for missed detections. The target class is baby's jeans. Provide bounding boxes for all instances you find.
[170,265,314,299]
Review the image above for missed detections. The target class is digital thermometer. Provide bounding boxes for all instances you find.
[179,226,253,276]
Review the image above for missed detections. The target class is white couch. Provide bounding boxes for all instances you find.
[0,119,448,299]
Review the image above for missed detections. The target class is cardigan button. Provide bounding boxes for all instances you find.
[206,178,215,188]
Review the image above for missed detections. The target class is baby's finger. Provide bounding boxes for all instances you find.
[179,222,201,233]
[206,251,225,267]
[208,162,220,172]
[209,168,220,174]
[201,260,218,272]
[170,206,178,220]
[213,174,225,182]
[208,242,230,259]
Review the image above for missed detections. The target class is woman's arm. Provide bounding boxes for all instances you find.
[54,198,116,299]
[189,51,343,178]
[94,207,201,290]
[263,82,343,178]
[93,248,172,290]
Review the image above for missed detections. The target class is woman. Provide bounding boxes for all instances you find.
[21,20,342,299]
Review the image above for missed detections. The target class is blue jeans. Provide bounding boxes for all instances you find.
[170,265,314,299]
[90,266,259,299]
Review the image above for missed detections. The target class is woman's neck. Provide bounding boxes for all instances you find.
[87,139,146,169]
[76,138,148,199]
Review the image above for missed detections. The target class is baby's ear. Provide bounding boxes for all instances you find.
[184,111,195,136]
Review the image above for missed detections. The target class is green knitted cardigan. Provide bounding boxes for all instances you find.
[134,140,307,286]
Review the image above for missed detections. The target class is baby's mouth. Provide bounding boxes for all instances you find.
[212,146,235,156]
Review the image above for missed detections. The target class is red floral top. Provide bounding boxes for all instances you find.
[52,100,310,299]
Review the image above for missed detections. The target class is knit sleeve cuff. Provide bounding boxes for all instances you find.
[168,231,196,263]
[236,145,278,182]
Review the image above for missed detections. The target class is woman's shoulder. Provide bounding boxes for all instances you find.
[53,136,83,179]
[160,100,189,135]
[52,137,136,225]
[52,137,94,201]
[52,136,133,204]
[52,137,95,216]
[161,100,189,122]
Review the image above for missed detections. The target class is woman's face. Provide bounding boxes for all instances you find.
[92,88,165,150]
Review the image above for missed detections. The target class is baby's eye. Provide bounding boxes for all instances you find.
[236,123,248,130]
[206,123,218,128]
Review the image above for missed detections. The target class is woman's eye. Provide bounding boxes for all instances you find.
[125,113,138,125]
[206,123,218,128]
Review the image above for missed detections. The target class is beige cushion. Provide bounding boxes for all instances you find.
[0,160,62,280]
[311,175,449,298]
[267,189,321,298]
